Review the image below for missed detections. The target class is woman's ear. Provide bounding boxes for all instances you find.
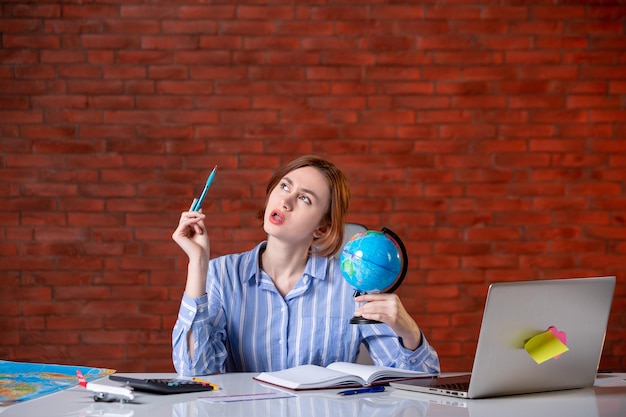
[313,224,329,239]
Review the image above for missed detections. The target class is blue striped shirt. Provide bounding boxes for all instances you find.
[172,242,440,376]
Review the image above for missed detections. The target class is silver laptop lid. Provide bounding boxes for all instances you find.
[468,276,615,398]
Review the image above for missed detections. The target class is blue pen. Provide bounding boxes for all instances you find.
[338,385,385,396]
[191,165,217,212]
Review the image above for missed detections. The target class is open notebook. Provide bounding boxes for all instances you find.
[391,276,615,399]
[254,362,433,390]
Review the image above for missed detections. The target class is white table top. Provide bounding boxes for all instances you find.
[1,372,625,417]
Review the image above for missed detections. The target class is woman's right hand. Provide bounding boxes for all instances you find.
[172,211,210,259]
[172,202,210,260]
[172,201,211,298]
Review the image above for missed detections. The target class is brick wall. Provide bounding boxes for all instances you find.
[1,1,625,372]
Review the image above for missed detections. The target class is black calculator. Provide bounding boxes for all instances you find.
[109,375,215,394]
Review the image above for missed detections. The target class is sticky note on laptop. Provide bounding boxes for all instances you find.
[525,326,569,364]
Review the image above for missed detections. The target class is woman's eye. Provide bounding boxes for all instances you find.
[280,182,289,191]
[300,195,311,205]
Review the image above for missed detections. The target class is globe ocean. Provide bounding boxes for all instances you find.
[339,230,403,294]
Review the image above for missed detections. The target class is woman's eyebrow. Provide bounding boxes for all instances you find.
[283,176,319,201]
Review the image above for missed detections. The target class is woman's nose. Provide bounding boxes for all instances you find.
[280,198,292,211]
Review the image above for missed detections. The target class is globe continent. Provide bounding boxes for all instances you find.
[339,230,402,293]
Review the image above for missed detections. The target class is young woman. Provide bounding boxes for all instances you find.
[171,155,439,376]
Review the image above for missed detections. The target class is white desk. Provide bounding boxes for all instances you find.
[2,372,625,417]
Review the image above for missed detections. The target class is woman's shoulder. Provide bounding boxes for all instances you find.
[306,252,342,279]
[208,242,264,276]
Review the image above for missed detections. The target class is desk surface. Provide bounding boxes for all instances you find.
[1,372,625,417]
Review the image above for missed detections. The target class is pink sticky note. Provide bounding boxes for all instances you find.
[547,326,567,358]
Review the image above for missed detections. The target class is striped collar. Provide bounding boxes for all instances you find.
[241,241,332,286]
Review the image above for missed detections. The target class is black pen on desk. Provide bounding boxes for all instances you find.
[338,385,385,396]
[191,165,217,212]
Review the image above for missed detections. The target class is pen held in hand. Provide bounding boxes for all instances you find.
[191,165,217,212]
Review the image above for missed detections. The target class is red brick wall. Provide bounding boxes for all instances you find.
[1,1,625,372]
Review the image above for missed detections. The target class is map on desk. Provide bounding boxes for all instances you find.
[0,360,115,405]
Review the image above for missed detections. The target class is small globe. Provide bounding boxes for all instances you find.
[339,228,407,294]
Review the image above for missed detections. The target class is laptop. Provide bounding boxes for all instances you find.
[391,276,616,399]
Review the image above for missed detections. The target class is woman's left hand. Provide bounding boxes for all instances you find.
[353,293,422,350]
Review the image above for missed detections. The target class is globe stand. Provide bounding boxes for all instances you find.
[350,291,385,325]
[349,227,408,325]
[350,317,382,325]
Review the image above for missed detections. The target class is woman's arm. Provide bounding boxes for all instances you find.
[353,293,422,350]
[171,207,210,362]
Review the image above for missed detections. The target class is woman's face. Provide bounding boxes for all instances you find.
[263,166,331,245]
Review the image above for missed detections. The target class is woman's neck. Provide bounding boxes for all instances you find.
[261,238,310,297]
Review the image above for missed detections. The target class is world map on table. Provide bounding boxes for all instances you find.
[0,360,114,405]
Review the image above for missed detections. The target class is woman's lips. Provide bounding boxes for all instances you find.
[269,209,285,225]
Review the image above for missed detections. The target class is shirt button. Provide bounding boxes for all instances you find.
[279,340,284,345]
[188,311,193,317]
